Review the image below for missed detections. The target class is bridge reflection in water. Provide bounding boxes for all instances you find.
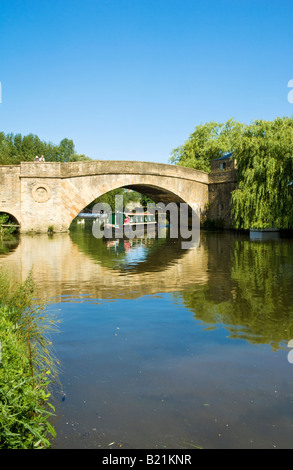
[0,224,208,302]
[1,224,293,350]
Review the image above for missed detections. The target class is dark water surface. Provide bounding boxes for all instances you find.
[1,223,293,449]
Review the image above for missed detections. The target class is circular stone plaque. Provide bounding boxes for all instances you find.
[32,183,51,203]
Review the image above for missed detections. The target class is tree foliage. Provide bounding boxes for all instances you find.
[231,117,293,229]
[0,132,91,164]
[169,119,244,172]
[171,116,293,229]
[87,189,146,212]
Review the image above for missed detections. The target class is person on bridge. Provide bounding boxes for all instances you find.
[40,155,45,162]
[34,156,39,162]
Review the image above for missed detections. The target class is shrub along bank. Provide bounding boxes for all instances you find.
[0,270,59,448]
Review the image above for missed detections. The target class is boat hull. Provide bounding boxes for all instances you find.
[103,222,156,239]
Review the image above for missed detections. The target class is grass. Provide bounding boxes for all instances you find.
[0,269,60,449]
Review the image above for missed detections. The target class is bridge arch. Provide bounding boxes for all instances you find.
[62,170,208,230]
[70,182,194,220]
[0,210,21,228]
[68,182,196,230]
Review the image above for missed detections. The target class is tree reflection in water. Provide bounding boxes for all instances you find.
[174,233,293,350]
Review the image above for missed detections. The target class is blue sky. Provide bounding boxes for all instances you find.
[0,0,293,163]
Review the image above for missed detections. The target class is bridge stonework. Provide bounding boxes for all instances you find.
[0,160,236,232]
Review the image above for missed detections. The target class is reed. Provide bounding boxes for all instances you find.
[0,269,60,448]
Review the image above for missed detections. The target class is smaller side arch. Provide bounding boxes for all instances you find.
[0,210,21,227]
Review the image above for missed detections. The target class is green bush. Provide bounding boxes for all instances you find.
[0,270,59,448]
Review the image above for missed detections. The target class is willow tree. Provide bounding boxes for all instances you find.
[169,119,244,172]
[231,117,293,230]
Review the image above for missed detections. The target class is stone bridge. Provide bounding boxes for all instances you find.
[0,159,236,232]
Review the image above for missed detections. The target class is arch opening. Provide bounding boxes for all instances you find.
[124,184,187,206]
[0,211,21,231]
[71,183,195,222]
[0,212,21,254]
[69,183,198,238]
[65,165,206,231]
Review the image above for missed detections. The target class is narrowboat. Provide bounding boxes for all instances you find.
[103,211,156,238]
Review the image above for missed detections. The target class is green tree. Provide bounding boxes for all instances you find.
[140,194,155,208]
[124,190,143,206]
[169,119,244,172]
[231,117,293,229]
[57,138,75,162]
[68,153,92,162]
[88,188,125,211]
[86,189,148,212]
[0,132,92,164]
[171,116,293,230]
[0,133,16,164]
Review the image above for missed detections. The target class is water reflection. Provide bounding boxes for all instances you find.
[2,226,293,448]
[0,223,207,301]
[175,233,293,349]
[0,236,19,256]
[1,226,293,350]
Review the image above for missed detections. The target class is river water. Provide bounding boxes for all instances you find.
[1,222,293,449]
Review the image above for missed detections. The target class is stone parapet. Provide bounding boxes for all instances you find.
[58,161,210,184]
[20,162,61,178]
[14,161,210,184]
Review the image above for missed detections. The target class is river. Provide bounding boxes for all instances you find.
[1,221,293,449]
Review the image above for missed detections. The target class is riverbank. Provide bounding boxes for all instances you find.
[0,269,59,449]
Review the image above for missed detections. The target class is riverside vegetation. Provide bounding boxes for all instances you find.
[0,268,59,448]
[170,116,293,230]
